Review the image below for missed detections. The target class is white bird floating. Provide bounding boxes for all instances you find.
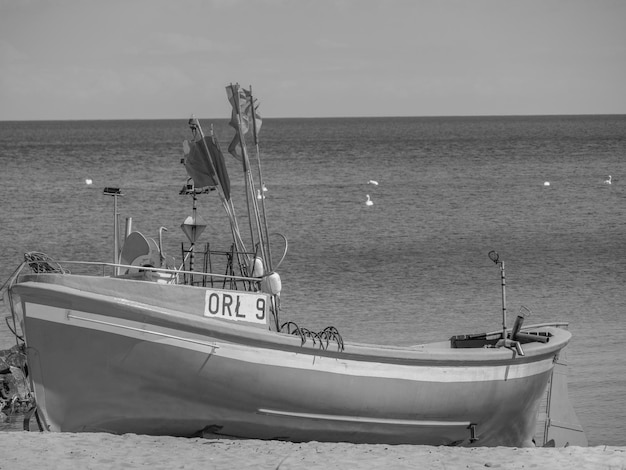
[604,175,612,185]
[85,178,93,186]
[256,189,265,200]
[262,183,268,192]
[368,180,379,186]
[543,181,550,187]
[365,194,373,206]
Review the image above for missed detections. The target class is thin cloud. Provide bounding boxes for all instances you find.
[314,38,350,50]
[0,40,28,63]
[124,32,227,56]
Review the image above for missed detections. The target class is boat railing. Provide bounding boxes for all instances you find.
[15,256,263,291]
[485,321,570,337]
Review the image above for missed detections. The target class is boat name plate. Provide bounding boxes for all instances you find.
[203,290,268,325]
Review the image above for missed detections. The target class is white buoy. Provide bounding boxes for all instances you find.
[604,175,612,184]
[365,194,373,206]
[249,257,265,277]
[262,272,282,295]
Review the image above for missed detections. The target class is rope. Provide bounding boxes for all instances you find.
[280,321,344,351]
[4,317,23,342]
[23,252,67,274]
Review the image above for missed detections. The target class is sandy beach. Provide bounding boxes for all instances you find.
[0,432,623,470]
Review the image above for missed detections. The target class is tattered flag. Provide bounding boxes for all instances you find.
[226,84,262,163]
[183,136,231,200]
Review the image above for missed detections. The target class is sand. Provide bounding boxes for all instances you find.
[0,432,624,470]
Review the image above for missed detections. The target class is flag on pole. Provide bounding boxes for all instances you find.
[226,84,262,162]
[183,136,231,200]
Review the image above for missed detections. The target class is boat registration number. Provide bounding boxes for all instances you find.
[203,290,268,325]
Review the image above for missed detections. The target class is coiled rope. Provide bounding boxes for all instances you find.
[280,322,344,351]
[23,252,68,274]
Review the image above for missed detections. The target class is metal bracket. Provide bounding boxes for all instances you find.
[468,423,479,443]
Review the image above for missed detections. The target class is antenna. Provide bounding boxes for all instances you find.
[103,187,123,275]
[489,251,525,356]
[488,250,507,341]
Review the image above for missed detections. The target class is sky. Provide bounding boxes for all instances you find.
[1,0,625,120]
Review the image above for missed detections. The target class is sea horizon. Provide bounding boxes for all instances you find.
[1,112,625,123]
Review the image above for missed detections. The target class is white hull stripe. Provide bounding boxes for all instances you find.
[25,302,555,383]
[257,408,471,427]
[67,313,220,352]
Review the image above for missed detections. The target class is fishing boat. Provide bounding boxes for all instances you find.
[2,84,587,447]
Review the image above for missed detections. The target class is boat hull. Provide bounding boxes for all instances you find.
[12,277,570,446]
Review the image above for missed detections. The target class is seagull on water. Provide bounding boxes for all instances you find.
[604,175,612,185]
[543,181,550,187]
[365,194,373,206]
[368,180,379,186]
[85,178,93,186]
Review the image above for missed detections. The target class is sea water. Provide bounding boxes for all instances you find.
[1,115,625,445]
